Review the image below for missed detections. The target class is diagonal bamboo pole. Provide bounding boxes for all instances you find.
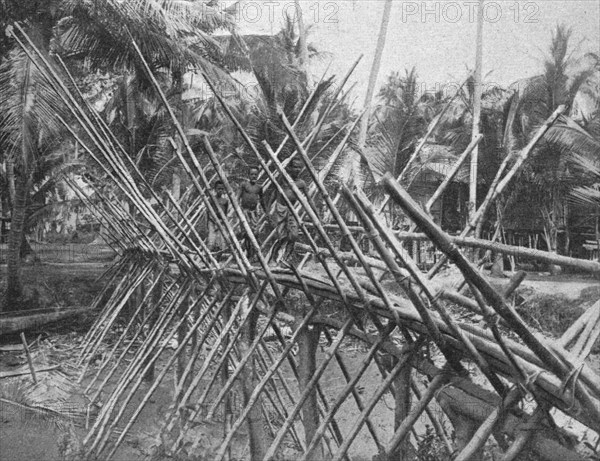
[384,370,451,456]
[83,267,168,393]
[261,317,356,461]
[92,281,196,456]
[105,285,232,459]
[86,280,192,452]
[377,73,473,214]
[159,288,236,435]
[212,303,320,461]
[428,105,567,278]
[424,134,484,214]
[329,349,416,461]
[300,323,401,460]
[383,174,600,430]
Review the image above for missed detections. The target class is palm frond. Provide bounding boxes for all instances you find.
[0,47,66,171]
[543,115,600,160]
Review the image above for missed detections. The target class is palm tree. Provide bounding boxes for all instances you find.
[217,15,337,165]
[358,0,393,149]
[502,24,599,266]
[0,46,66,306]
[373,68,441,179]
[0,0,236,308]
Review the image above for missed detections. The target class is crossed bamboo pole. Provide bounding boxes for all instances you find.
[15,21,600,460]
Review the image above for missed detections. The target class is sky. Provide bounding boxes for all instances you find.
[220,0,600,104]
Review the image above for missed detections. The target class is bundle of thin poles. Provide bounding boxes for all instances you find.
[10,22,600,461]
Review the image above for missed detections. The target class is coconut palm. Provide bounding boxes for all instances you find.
[502,24,599,262]
[0,46,68,306]
[0,0,237,308]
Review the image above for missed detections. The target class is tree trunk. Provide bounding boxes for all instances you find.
[392,362,416,460]
[240,296,268,461]
[298,324,323,461]
[357,0,393,149]
[294,0,310,88]
[5,174,30,310]
[470,0,484,232]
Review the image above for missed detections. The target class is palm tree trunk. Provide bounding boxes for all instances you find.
[470,0,484,232]
[5,174,30,309]
[357,0,393,149]
[294,0,310,88]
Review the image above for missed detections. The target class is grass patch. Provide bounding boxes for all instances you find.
[517,294,585,337]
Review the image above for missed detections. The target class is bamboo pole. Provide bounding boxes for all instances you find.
[427,104,568,278]
[329,352,414,461]
[454,387,522,461]
[105,289,230,459]
[20,333,37,384]
[84,268,168,395]
[349,187,511,394]
[391,232,600,273]
[410,377,454,455]
[261,318,355,461]
[93,281,195,456]
[300,323,402,461]
[382,174,600,429]
[159,289,236,436]
[377,73,473,214]
[87,281,193,453]
[385,371,450,456]
[293,266,385,456]
[213,303,320,461]
[425,134,483,214]
[469,0,484,226]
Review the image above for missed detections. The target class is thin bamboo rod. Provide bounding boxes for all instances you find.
[262,317,356,461]
[163,291,247,440]
[186,288,276,446]
[329,350,415,461]
[390,233,600,273]
[385,371,450,456]
[454,387,522,461]
[204,73,375,316]
[377,73,472,213]
[348,187,490,377]
[212,303,320,461]
[80,262,155,365]
[83,267,168,393]
[278,112,408,326]
[92,282,195,456]
[410,378,454,455]
[254,344,305,451]
[384,176,577,379]
[77,256,133,358]
[160,289,236,435]
[105,288,228,459]
[424,134,483,213]
[300,323,400,460]
[428,105,567,278]
[84,276,185,438]
[498,407,546,461]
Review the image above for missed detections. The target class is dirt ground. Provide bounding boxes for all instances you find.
[1,261,599,461]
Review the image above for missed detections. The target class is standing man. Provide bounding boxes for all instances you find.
[270,158,316,264]
[238,166,268,261]
[207,180,230,255]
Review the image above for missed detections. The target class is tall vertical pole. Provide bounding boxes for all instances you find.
[295,0,311,89]
[469,0,484,227]
[358,0,394,149]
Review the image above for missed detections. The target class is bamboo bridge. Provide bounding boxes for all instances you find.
[13,25,600,461]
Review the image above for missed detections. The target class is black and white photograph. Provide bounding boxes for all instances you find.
[0,1,599,460]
